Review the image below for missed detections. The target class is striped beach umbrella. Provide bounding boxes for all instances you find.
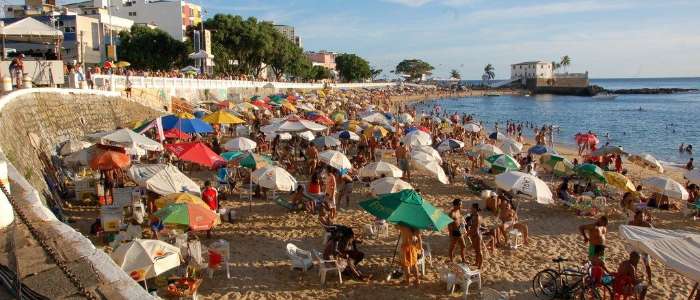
[155,203,218,231]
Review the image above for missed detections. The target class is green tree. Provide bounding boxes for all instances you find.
[551,61,561,73]
[307,65,333,81]
[335,53,371,82]
[395,59,434,82]
[450,69,461,80]
[118,25,188,70]
[268,33,306,80]
[560,55,571,72]
[370,67,383,80]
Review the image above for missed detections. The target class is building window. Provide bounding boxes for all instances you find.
[128,11,137,16]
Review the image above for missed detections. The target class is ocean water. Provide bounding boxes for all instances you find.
[415,77,700,165]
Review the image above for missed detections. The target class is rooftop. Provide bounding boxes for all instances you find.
[512,61,549,66]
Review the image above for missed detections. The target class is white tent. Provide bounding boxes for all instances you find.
[619,225,700,282]
[127,164,201,196]
[1,17,63,43]
[188,50,214,59]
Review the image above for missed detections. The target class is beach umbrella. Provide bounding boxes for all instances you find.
[202,111,245,125]
[163,128,191,139]
[574,163,607,183]
[329,111,347,123]
[359,161,403,178]
[500,139,523,155]
[155,192,208,209]
[237,153,272,169]
[114,61,131,68]
[252,99,272,110]
[403,130,432,146]
[685,169,700,185]
[333,130,360,141]
[370,177,413,195]
[59,139,92,156]
[99,128,164,151]
[486,154,521,173]
[473,143,503,157]
[265,132,292,142]
[234,125,250,137]
[604,171,636,192]
[437,139,465,152]
[312,136,341,148]
[221,151,245,161]
[319,150,352,170]
[111,239,180,282]
[163,117,214,134]
[251,166,298,192]
[223,137,257,151]
[236,102,258,111]
[274,115,327,132]
[297,103,316,112]
[540,154,575,176]
[412,146,443,164]
[64,144,102,166]
[575,133,599,145]
[528,144,557,155]
[363,125,389,139]
[398,113,414,124]
[641,176,688,200]
[628,153,664,173]
[307,114,334,126]
[413,157,449,184]
[495,171,554,204]
[463,123,481,133]
[89,150,131,170]
[154,203,218,231]
[175,112,195,119]
[165,142,225,168]
[282,102,298,113]
[297,131,315,141]
[359,190,452,231]
[590,145,627,157]
[128,164,201,196]
[361,112,389,125]
[488,132,509,141]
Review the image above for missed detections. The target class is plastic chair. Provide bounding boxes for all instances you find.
[418,242,433,275]
[438,265,458,292]
[208,240,231,279]
[312,250,343,285]
[453,263,482,297]
[507,229,523,250]
[286,243,313,271]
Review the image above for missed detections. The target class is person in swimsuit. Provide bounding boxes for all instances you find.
[579,216,608,260]
[325,166,337,220]
[395,142,410,180]
[448,199,467,263]
[614,251,649,300]
[467,203,483,270]
[306,144,319,176]
[498,201,529,245]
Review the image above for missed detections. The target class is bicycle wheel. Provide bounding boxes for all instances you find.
[532,269,560,299]
[577,284,613,300]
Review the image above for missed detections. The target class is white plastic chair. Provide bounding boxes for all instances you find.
[363,222,389,239]
[286,243,313,271]
[312,249,343,285]
[453,263,482,297]
[438,265,458,292]
[418,242,433,275]
[507,229,523,250]
[208,240,231,279]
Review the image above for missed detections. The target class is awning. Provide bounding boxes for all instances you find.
[0,17,63,43]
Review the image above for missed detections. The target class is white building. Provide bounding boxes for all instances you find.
[510,61,553,80]
[274,24,302,47]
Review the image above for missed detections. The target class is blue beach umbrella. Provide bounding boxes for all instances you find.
[162,115,214,134]
[528,144,557,155]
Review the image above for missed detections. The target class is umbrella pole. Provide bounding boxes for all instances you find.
[388,232,401,276]
[249,169,253,212]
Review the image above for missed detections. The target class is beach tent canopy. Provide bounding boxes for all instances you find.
[0,17,63,43]
[619,225,700,282]
[127,164,201,196]
[188,50,214,59]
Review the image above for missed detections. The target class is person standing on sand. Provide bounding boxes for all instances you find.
[396,142,410,180]
[579,216,608,260]
[467,203,484,270]
[306,143,318,176]
[398,224,422,286]
[324,166,337,220]
[448,199,467,263]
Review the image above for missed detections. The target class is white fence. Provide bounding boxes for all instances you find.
[92,74,398,90]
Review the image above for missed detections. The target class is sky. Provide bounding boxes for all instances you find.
[9,0,700,79]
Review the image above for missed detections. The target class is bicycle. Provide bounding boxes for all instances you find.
[532,256,612,299]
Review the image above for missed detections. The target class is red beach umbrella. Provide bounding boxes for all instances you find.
[575,133,599,145]
[163,128,191,139]
[252,100,272,110]
[307,114,335,126]
[165,142,225,168]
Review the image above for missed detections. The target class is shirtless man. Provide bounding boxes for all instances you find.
[579,216,608,260]
[306,144,319,176]
[466,203,484,269]
[395,142,410,180]
[448,199,467,263]
[498,201,529,245]
[615,251,649,300]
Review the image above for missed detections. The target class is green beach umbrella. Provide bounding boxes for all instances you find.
[574,163,607,183]
[237,153,272,169]
[359,189,453,231]
[154,203,217,231]
[270,95,284,105]
[221,151,246,161]
[540,154,575,176]
[486,154,521,173]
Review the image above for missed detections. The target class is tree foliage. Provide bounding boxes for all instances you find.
[118,25,188,70]
[395,59,434,81]
[307,65,334,81]
[370,68,383,80]
[335,53,371,82]
[450,69,461,79]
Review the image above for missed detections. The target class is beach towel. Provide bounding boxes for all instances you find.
[274,195,304,211]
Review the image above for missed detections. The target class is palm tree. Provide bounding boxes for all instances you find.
[483,64,495,84]
[560,56,571,73]
[551,61,561,72]
[450,69,461,80]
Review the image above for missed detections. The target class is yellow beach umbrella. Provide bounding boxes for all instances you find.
[604,171,636,192]
[364,126,388,138]
[330,111,347,123]
[155,192,209,209]
[203,110,245,124]
[176,112,195,119]
[282,102,298,113]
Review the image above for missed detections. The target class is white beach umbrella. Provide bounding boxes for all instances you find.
[628,153,664,173]
[360,111,389,125]
[500,139,524,155]
[412,146,443,164]
[403,130,432,146]
[473,143,504,157]
[370,177,413,195]
[495,171,553,204]
[297,131,316,141]
[415,159,449,184]
[437,138,465,152]
[223,137,257,151]
[398,113,414,124]
[685,169,700,185]
[252,166,298,191]
[319,150,352,170]
[111,239,181,281]
[127,164,201,196]
[99,128,164,151]
[274,115,327,132]
[463,123,482,133]
[59,139,92,156]
[296,103,316,111]
[641,176,688,200]
[359,161,403,178]
[265,132,292,141]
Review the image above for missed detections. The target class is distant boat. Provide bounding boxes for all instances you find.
[593,93,617,100]
[485,92,500,97]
